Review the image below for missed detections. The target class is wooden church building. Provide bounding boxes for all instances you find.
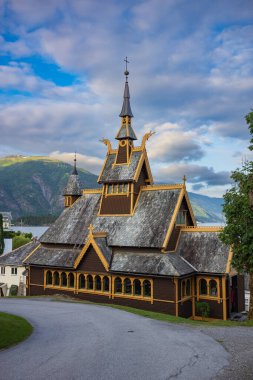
[21,66,244,320]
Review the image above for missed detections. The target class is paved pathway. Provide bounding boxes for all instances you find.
[0,298,229,380]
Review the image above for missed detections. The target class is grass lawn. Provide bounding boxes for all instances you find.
[51,296,253,327]
[0,312,33,349]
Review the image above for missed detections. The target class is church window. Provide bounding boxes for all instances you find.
[176,210,187,225]
[1,266,5,275]
[87,275,93,290]
[53,272,60,286]
[61,272,67,287]
[114,277,122,293]
[181,278,191,298]
[209,280,218,297]
[79,274,85,289]
[108,185,113,194]
[103,276,110,292]
[200,279,207,295]
[186,279,191,296]
[143,280,151,297]
[95,275,102,291]
[124,278,132,294]
[133,279,141,296]
[68,273,74,288]
[46,271,52,285]
[123,183,128,192]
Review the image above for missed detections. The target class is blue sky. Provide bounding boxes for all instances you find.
[0,0,253,197]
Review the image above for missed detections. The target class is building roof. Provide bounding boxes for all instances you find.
[0,241,40,266]
[24,245,81,268]
[98,151,142,183]
[111,251,195,276]
[40,188,181,248]
[175,229,230,274]
[119,80,134,118]
[115,124,137,140]
[63,174,82,196]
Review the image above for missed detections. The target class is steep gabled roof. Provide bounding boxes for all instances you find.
[40,186,182,248]
[111,251,195,276]
[98,150,142,183]
[24,245,81,267]
[0,241,40,266]
[175,227,230,274]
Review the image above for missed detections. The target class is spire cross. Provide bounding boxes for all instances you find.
[124,56,129,71]
[182,175,187,186]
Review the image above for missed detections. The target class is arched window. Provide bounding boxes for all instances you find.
[61,272,67,287]
[103,276,109,292]
[200,279,207,295]
[53,271,60,286]
[186,279,191,296]
[68,273,74,288]
[87,275,93,290]
[95,275,101,291]
[114,277,122,293]
[46,271,52,285]
[143,280,151,297]
[133,279,141,296]
[209,279,218,297]
[124,278,132,294]
[79,274,85,289]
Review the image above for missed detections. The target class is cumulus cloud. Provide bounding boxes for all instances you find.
[156,163,232,187]
[143,122,208,162]
[49,151,103,174]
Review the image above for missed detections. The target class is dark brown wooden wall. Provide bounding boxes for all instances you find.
[116,145,128,164]
[100,194,131,215]
[133,164,148,206]
[78,246,106,272]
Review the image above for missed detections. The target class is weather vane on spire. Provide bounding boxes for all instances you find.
[124,56,129,80]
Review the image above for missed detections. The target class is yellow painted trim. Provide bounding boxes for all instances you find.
[133,150,153,184]
[192,277,195,317]
[181,226,223,232]
[130,183,134,213]
[174,278,179,316]
[222,276,227,320]
[73,237,109,271]
[196,276,221,300]
[153,298,175,303]
[142,184,184,191]
[226,248,233,274]
[183,189,197,226]
[83,189,102,194]
[22,243,41,264]
[133,151,145,182]
[162,188,185,250]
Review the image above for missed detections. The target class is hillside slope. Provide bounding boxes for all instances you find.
[0,156,98,218]
[0,156,224,223]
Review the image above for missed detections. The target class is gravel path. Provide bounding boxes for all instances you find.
[198,327,253,380]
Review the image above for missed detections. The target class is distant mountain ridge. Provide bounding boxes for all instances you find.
[0,155,224,223]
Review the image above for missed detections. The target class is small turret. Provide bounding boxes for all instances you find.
[63,153,82,208]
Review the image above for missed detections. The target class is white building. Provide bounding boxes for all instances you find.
[0,241,39,296]
[0,212,12,230]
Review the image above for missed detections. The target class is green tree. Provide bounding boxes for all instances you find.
[220,111,253,319]
[0,214,4,255]
[12,235,31,250]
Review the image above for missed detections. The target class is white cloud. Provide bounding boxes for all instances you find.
[49,151,103,174]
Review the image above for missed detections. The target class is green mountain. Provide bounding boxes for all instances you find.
[0,156,99,219]
[0,155,225,224]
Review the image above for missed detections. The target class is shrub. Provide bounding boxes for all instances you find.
[12,235,31,250]
[196,301,210,319]
[10,285,18,296]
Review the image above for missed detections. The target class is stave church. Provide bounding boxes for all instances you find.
[19,64,244,320]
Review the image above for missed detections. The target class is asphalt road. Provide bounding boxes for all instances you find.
[0,298,229,380]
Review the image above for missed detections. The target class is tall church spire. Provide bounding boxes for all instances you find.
[116,57,137,141]
[72,152,78,175]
